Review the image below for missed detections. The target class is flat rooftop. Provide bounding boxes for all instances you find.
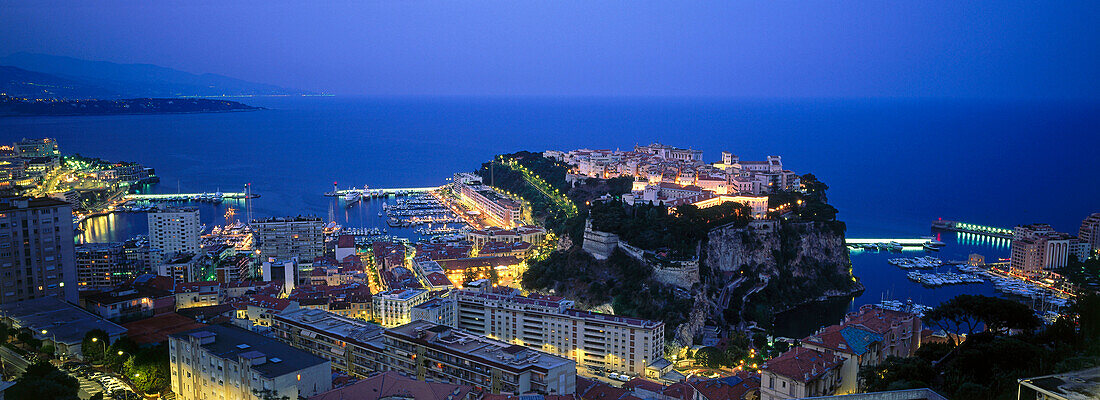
[386,320,574,373]
[0,296,127,345]
[171,324,328,378]
[275,308,384,345]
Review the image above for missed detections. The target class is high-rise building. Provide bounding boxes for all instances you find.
[169,325,331,400]
[252,216,324,261]
[147,208,200,264]
[75,242,139,289]
[1079,213,1100,256]
[1010,224,1075,275]
[0,196,76,304]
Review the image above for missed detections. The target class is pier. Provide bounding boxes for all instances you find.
[846,238,931,246]
[324,186,442,197]
[931,219,1014,239]
[125,192,256,201]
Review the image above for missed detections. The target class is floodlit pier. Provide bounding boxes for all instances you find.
[932,220,1014,239]
[846,238,932,246]
[125,192,255,201]
[324,186,442,197]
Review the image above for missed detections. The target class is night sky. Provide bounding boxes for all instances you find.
[2,0,1098,98]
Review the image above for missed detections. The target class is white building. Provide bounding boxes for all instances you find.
[1079,213,1100,256]
[169,325,331,400]
[148,208,201,265]
[372,289,430,327]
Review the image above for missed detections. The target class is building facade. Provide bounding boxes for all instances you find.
[169,325,331,400]
[760,347,844,400]
[148,208,201,265]
[271,308,387,378]
[454,290,666,376]
[1010,224,1076,275]
[252,216,325,261]
[76,242,139,289]
[0,196,77,304]
[1079,213,1100,256]
[457,182,524,228]
[384,321,576,395]
[373,289,430,327]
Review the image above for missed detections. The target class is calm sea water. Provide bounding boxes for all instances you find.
[2,97,1096,336]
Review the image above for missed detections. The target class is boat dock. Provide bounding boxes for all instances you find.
[124,192,257,202]
[931,219,1014,239]
[846,238,930,246]
[324,186,442,197]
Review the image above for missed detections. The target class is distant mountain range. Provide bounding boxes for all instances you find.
[0,52,311,99]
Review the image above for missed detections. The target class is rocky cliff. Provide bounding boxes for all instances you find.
[686,219,863,340]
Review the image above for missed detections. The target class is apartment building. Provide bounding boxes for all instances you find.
[271,308,388,378]
[14,138,60,159]
[0,196,77,304]
[454,290,666,377]
[1079,213,1100,255]
[76,242,139,289]
[252,216,325,261]
[1010,224,1076,275]
[384,320,576,395]
[148,208,201,265]
[457,182,524,228]
[169,325,331,400]
[760,347,844,400]
[373,289,430,327]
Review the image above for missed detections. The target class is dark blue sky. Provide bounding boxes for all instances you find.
[2,0,1098,98]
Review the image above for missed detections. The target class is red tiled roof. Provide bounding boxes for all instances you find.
[689,371,760,400]
[763,347,843,383]
[311,371,474,400]
[337,234,356,248]
[121,312,207,345]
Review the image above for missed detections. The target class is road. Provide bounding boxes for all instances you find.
[1,346,104,399]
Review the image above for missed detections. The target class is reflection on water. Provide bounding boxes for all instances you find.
[772,230,1013,338]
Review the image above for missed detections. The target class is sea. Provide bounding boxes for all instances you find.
[2,96,1097,337]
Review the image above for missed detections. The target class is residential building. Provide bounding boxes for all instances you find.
[168,325,331,400]
[14,138,60,159]
[76,242,140,289]
[840,304,922,359]
[148,208,201,265]
[158,253,204,283]
[454,290,667,377]
[24,157,59,178]
[1010,224,1076,275]
[252,216,325,261]
[760,347,844,400]
[0,196,77,304]
[261,258,304,292]
[310,370,478,400]
[1079,213,1100,256]
[465,225,546,249]
[0,296,127,360]
[1017,366,1100,400]
[411,297,457,327]
[384,320,576,395]
[373,289,430,327]
[457,181,524,228]
[175,281,224,309]
[801,325,883,395]
[271,308,387,378]
[81,286,170,323]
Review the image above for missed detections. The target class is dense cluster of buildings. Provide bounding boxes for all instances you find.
[1009,218,1097,277]
[1,138,156,207]
[544,144,785,218]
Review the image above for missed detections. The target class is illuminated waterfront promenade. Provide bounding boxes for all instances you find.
[932,219,1014,239]
[125,192,255,201]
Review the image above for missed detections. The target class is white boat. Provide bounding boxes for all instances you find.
[344,191,361,204]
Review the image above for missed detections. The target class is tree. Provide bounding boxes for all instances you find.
[122,344,170,394]
[81,329,110,364]
[107,336,140,370]
[694,346,725,369]
[751,332,768,350]
[0,322,9,343]
[922,295,1040,346]
[7,360,80,400]
[858,356,934,392]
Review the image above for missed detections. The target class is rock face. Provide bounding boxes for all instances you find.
[697,219,863,334]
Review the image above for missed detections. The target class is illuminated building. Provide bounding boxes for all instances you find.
[14,137,60,159]
[372,289,430,327]
[0,196,77,304]
[383,320,576,395]
[271,308,387,378]
[1079,213,1100,256]
[148,208,201,265]
[760,347,844,400]
[169,325,331,400]
[252,216,324,261]
[456,180,524,228]
[75,242,139,289]
[1010,224,1076,275]
[453,290,666,377]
